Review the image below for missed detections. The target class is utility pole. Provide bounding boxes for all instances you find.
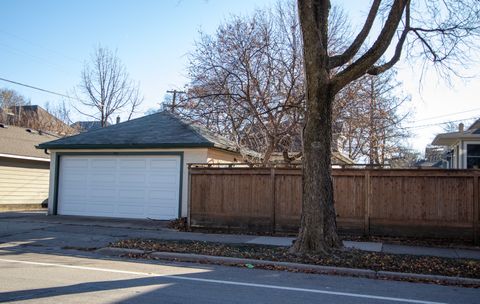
[166,90,186,113]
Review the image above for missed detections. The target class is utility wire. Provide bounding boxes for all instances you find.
[0,77,82,102]
[404,116,478,129]
[1,76,479,130]
[414,107,480,123]
[0,29,82,64]
[0,43,73,76]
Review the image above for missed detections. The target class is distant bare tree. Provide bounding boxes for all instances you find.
[178,2,358,162]
[337,69,411,164]
[0,88,30,123]
[178,2,304,162]
[75,46,143,127]
[43,101,77,135]
[0,88,30,108]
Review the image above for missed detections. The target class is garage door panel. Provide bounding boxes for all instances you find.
[150,159,178,169]
[89,188,117,199]
[148,174,177,184]
[118,173,147,184]
[116,204,144,215]
[90,174,116,184]
[119,159,147,169]
[62,189,87,200]
[58,155,180,220]
[147,206,177,217]
[118,189,146,200]
[63,158,89,169]
[149,190,177,200]
[62,172,88,181]
[91,159,117,168]
[60,202,86,213]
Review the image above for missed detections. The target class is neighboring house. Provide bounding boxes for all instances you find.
[413,159,445,168]
[431,119,480,169]
[7,105,75,135]
[412,146,449,168]
[38,111,250,220]
[0,124,58,210]
[269,151,354,167]
[71,120,110,132]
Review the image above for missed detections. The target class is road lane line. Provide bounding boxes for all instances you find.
[0,258,447,304]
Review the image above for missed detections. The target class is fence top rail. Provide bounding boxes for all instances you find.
[189,165,480,178]
[189,163,480,172]
[188,163,302,169]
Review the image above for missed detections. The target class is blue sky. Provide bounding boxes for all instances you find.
[1,0,479,154]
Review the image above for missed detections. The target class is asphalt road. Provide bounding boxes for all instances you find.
[0,212,479,304]
[1,251,479,304]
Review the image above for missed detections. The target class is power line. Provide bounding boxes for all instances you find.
[413,107,480,123]
[0,29,82,64]
[0,42,74,76]
[1,75,478,131]
[0,77,81,102]
[405,116,478,130]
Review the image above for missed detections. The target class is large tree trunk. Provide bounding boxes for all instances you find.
[291,82,341,254]
[291,0,341,254]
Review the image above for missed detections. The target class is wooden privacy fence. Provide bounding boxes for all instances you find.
[188,166,480,243]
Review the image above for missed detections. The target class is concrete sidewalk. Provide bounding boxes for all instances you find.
[2,211,480,260]
[246,236,480,259]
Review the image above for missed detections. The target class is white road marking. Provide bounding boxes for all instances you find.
[0,258,447,304]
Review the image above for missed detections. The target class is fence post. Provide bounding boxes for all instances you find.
[187,165,192,228]
[474,173,479,245]
[364,170,371,236]
[271,168,276,234]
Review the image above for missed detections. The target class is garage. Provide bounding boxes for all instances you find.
[38,111,250,219]
[57,155,181,220]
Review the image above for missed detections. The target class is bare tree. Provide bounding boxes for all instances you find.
[337,69,411,164]
[177,2,305,162]
[0,88,30,109]
[0,88,30,124]
[294,0,480,254]
[43,100,78,135]
[178,2,361,162]
[75,46,143,127]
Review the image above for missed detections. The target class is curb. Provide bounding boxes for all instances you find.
[96,247,480,286]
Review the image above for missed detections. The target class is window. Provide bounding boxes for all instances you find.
[467,144,480,169]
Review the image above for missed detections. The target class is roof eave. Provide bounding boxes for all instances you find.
[431,134,480,146]
[37,142,215,150]
[0,153,50,162]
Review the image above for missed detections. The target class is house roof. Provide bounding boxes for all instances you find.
[0,124,58,161]
[8,105,75,135]
[269,151,355,165]
[431,120,480,146]
[38,111,243,153]
[414,160,444,168]
[468,118,480,131]
[71,121,110,132]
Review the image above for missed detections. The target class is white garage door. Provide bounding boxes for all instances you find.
[57,155,181,220]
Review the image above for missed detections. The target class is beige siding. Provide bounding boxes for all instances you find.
[0,158,50,208]
[207,148,243,163]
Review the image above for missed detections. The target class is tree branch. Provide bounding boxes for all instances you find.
[332,0,409,93]
[329,0,381,68]
[368,2,411,75]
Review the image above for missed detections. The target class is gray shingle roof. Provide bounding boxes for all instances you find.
[70,121,109,132]
[38,111,240,152]
[0,125,58,160]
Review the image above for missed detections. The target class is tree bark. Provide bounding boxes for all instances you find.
[291,0,341,253]
[291,81,341,253]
